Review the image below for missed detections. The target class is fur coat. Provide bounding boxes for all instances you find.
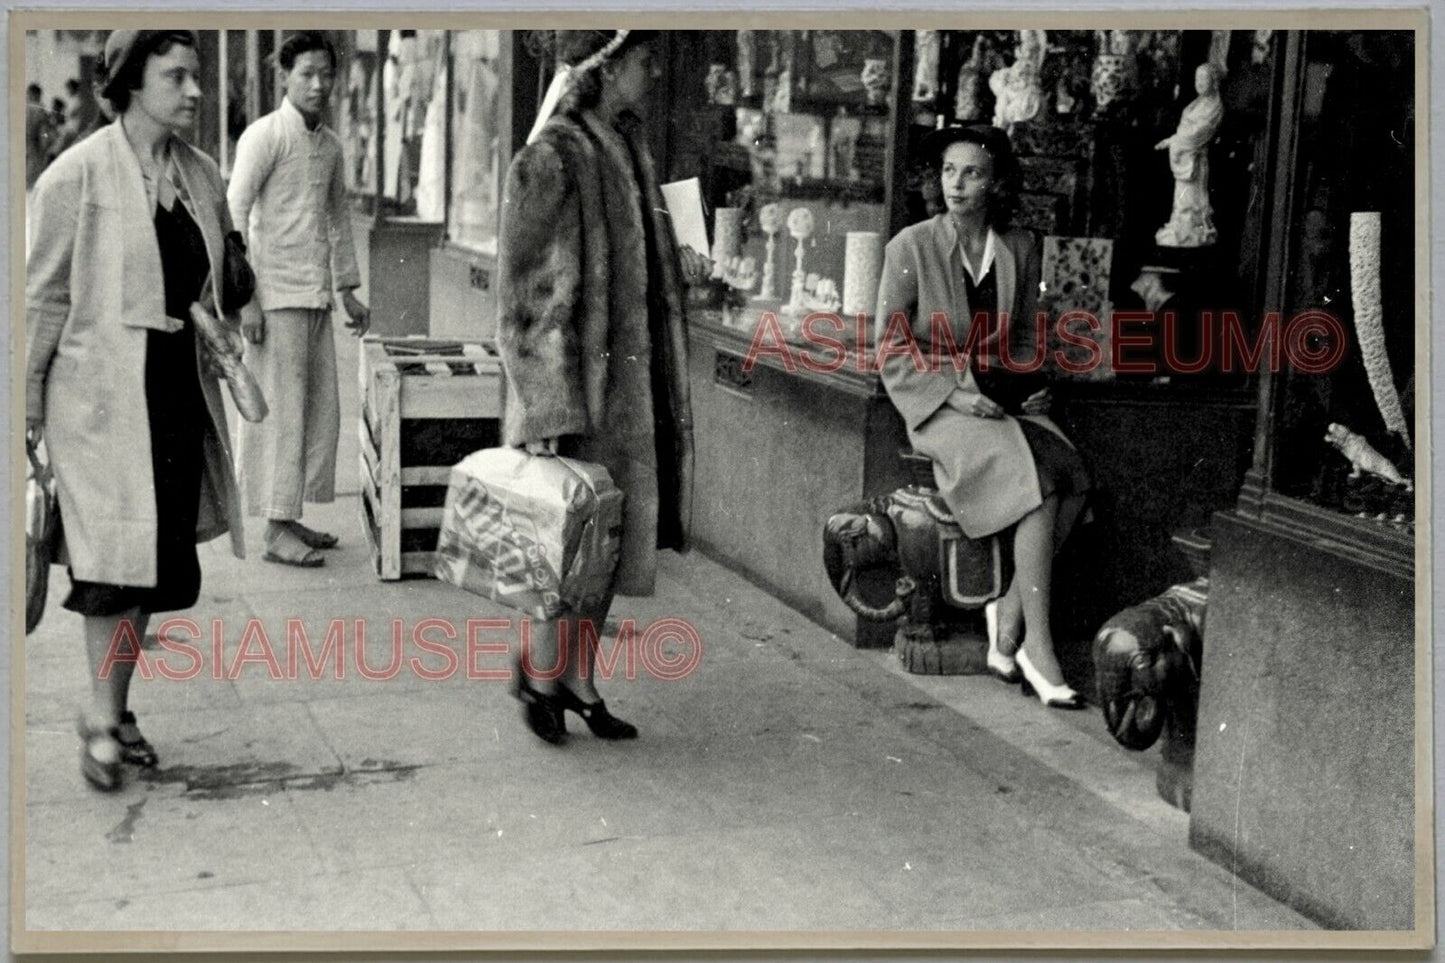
[497,108,693,597]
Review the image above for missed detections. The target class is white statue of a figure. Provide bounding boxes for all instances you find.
[989,29,1047,129]
[1155,63,1224,248]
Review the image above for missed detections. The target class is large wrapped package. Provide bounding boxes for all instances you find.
[433,448,624,621]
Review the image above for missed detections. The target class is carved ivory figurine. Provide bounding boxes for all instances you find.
[989,29,1047,129]
[1326,423,1411,490]
[1155,63,1224,248]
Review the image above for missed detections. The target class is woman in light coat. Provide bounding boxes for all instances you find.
[497,30,710,744]
[876,124,1090,709]
[26,30,245,789]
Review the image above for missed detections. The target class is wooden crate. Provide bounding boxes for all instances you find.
[358,336,503,580]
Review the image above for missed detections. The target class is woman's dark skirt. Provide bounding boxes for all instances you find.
[63,198,209,618]
[1017,419,1091,503]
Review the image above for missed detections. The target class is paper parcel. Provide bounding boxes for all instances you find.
[434,448,624,621]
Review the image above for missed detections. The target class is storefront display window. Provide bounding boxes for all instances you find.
[338,30,378,196]
[1262,31,1415,529]
[679,30,900,335]
[379,29,445,215]
[447,30,507,254]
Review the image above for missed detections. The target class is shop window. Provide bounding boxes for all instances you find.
[1265,31,1415,528]
[338,31,379,197]
[447,30,507,254]
[674,30,901,336]
[379,29,446,216]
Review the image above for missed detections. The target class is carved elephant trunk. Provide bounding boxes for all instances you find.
[1092,578,1207,751]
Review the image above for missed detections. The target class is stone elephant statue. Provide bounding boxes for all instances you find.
[1091,577,1207,809]
[823,485,1011,635]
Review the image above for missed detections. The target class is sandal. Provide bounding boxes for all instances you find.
[263,528,325,568]
[116,710,159,768]
[75,714,122,792]
[292,523,339,550]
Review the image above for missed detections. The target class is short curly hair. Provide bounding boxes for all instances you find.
[98,30,196,115]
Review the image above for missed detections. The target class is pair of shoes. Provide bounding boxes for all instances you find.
[984,600,1022,684]
[75,714,122,792]
[512,672,566,745]
[554,685,639,740]
[1016,650,1085,710]
[116,710,158,768]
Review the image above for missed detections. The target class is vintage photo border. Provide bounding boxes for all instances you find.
[5,3,1435,954]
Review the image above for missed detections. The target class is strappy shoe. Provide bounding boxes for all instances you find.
[554,686,639,740]
[512,672,567,745]
[75,714,122,792]
[116,710,159,768]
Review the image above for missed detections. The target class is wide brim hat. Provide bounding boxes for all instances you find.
[917,122,1014,168]
[101,29,200,100]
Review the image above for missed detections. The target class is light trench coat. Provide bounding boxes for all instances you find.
[26,122,245,586]
[875,215,1075,539]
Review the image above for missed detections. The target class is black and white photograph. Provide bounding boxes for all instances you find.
[10,8,1433,953]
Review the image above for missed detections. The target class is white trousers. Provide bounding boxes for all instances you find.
[237,308,340,520]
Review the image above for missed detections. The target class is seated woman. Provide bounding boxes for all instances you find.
[875,124,1090,709]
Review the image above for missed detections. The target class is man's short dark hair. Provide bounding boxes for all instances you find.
[278,31,337,72]
[26,83,41,101]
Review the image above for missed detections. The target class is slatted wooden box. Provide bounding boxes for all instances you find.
[358,336,503,579]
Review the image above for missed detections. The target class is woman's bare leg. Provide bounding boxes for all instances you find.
[559,600,612,703]
[1013,495,1069,686]
[998,490,1084,659]
[995,581,1024,658]
[518,616,564,694]
[82,608,147,727]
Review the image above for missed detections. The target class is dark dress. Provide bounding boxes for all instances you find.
[64,195,210,616]
[964,265,1090,503]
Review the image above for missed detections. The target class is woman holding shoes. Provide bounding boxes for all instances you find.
[875,124,1091,709]
[25,29,246,789]
[495,29,713,744]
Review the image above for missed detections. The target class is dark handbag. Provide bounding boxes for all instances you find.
[219,230,257,315]
[26,441,61,635]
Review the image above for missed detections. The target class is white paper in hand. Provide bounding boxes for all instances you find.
[660,177,710,256]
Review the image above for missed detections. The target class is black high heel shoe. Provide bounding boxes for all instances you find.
[554,685,639,740]
[116,710,159,768]
[512,672,567,745]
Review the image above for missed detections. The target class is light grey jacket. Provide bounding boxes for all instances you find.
[876,215,1072,538]
[26,122,245,585]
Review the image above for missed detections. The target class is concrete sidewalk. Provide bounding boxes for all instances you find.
[18,332,1316,934]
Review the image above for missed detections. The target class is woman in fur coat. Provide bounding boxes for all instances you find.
[497,30,712,744]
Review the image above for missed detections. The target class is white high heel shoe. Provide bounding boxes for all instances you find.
[1016,649,1085,710]
[984,600,1021,683]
